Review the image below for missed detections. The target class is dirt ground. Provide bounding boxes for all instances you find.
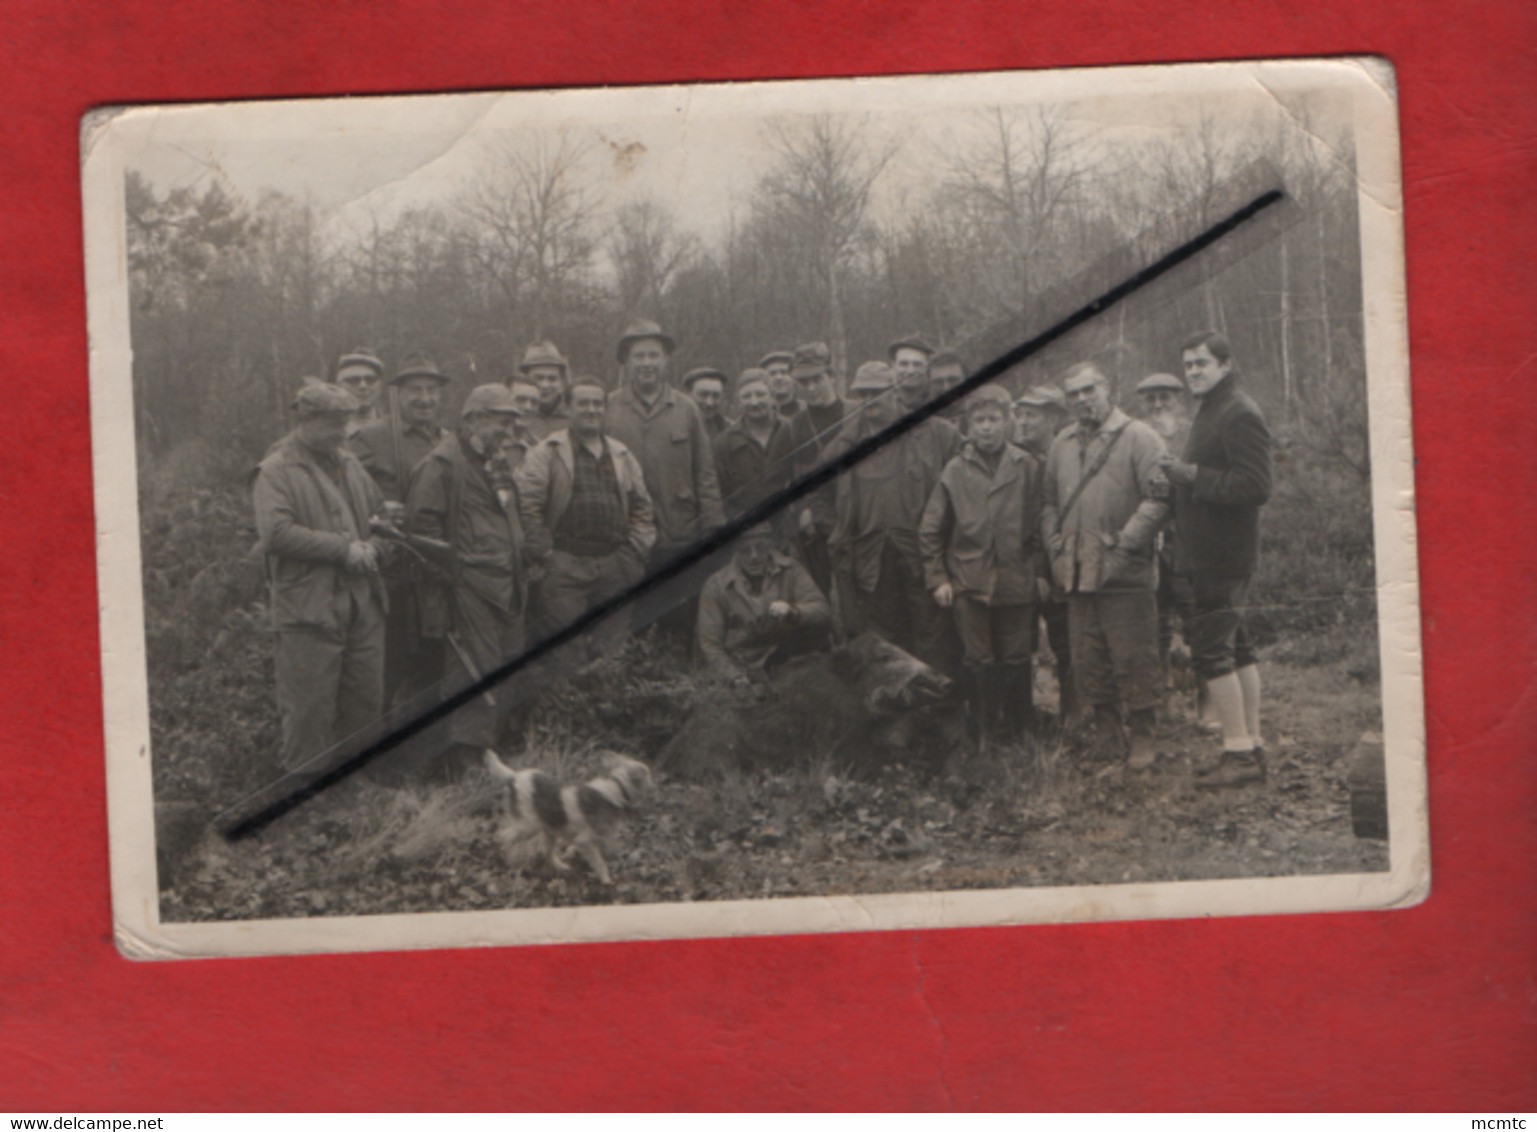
[157,622,1388,923]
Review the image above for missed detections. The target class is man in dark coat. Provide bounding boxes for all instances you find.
[253,382,389,777]
[1015,384,1076,721]
[348,352,452,706]
[1160,331,1273,788]
[682,366,732,441]
[406,384,529,778]
[789,341,846,593]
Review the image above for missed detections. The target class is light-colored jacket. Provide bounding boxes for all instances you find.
[919,441,1043,605]
[1040,408,1169,593]
[513,429,657,562]
[252,432,386,632]
[604,384,724,549]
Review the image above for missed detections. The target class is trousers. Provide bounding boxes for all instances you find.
[1185,573,1257,681]
[1067,590,1163,713]
[274,589,385,772]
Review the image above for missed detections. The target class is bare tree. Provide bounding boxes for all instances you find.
[608,198,700,316]
[753,114,899,378]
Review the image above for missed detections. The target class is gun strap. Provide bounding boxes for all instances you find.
[1057,423,1126,524]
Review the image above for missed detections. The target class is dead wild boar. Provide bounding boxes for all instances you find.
[656,633,963,780]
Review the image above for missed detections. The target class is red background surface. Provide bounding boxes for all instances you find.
[2,0,1533,1111]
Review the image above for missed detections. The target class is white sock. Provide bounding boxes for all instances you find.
[1236,664,1262,747]
[1205,672,1253,752]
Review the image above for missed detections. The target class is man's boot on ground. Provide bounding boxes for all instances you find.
[1092,702,1126,760]
[1195,747,1266,789]
[1127,706,1159,770]
[963,666,988,745]
[1000,662,1036,740]
[1059,668,1080,729]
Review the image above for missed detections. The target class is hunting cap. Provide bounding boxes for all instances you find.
[681,366,728,392]
[965,384,1014,412]
[461,383,523,417]
[1016,385,1067,411]
[930,349,964,372]
[1136,372,1186,394]
[850,360,897,393]
[790,341,833,379]
[615,319,676,362]
[392,351,450,386]
[735,367,771,392]
[518,339,569,374]
[334,348,384,379]
[293,381,360,417]
[887,334,936,360]
[759,350,794,369]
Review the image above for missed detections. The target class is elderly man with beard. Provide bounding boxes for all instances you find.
[604,320,724,640]
[405,384,529,780]
[920,385,1045,742]
[516,339,573,441]
[696,523,831,688]
[1159,331,1274,789]
[332,348,386,435]
[819,360,961,673]
[1014,384,1077,723]
[713,369,801,520]
[253,382,389,778]
[1041,362,1170,769]
[515,379,656,659]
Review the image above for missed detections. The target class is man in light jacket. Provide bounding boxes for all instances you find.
[1041,362,1170,768]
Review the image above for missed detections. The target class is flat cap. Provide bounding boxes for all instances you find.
[1016,385,1067,411]
[735,367,771,391]
[392,351,450,385]
[461,383,523,417]
[759,350,794,369]
[616,319,676,362]
[850,361,897,392]
[293,381,360,417]
[681,366,728,391]
[1136,372,1186,394]
[518,340,569,374]
[334,348,384,378]
[790,341,833,379]
[887,334,936,360]
[965,384,1014,411]
[930,349,964,370]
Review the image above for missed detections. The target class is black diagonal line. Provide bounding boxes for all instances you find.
[219,187,1284,841]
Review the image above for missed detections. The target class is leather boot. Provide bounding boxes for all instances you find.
[963,666,987,745]
[1195,747,1266,789]
[1000,662,1036,739]
[1092,703,1126,760]
[1127,707,1159,769]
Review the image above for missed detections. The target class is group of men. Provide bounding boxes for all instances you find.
[253,319,1272,790]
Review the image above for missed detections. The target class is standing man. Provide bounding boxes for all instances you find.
[889,334,939,415]
[516,339,572,441]
[928,350,969,425]
[1159,331,1273,788]
[349,352,452,707]
[713,369,800,518]
[604,319,724,636]
[515,379,656,658]
[507,380,542,420]
[681,367,732,441]
[1041,362,1169,769]
[821,361,961,672]
[252,382,388,777]
[920,385,1044,742]
[760,350,795,390]
[406,384,529,778]
[789,341,846,593]
[1015,384,1077,723]
[333,348,386,435]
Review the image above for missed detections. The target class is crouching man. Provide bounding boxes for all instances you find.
[696,523,831,690]
[252,382,389,777]
[919,385,1044,742]
[406,384,528,779]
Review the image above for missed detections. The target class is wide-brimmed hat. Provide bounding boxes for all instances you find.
[518,340,569,374]
[887,334,936,360]
[681,366,728,392]
[615,319,676,363]
[293,381,360,417]
[461,384,523,417]
[1016,385,1067,411]
[1136,372,1185,394]
[790,341,833,379]
[391,351,451,386]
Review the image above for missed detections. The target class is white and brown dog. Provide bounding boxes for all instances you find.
[482,750,652,885]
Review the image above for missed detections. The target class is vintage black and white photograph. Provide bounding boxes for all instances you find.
[84,59,1425,958]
